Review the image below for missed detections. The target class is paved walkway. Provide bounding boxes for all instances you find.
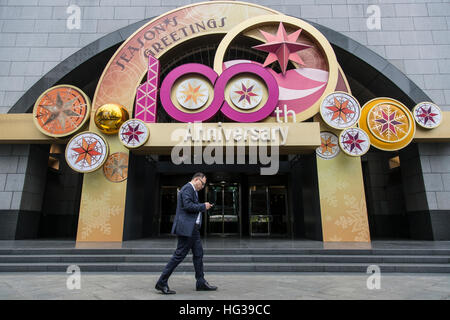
[0,272,449,300]
[1,240,449,299]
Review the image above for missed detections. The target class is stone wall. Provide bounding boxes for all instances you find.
[0,144,48,239]
[363,150,409,239]
[416,143,450,239]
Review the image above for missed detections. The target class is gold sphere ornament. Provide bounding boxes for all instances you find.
[94,103,130,135]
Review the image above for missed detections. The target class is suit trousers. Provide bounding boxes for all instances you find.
[158,224,205,285]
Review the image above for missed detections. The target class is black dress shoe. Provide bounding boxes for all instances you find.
[155,282,176,294]
[196,281,218,291]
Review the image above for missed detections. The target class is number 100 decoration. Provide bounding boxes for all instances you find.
[159,63,279,123]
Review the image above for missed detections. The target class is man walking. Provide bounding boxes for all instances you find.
[155,172,218,294]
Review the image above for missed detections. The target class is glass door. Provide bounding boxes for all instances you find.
[248,185,271,236]
[206,185,223,235]
[205,183,240,236]
[223,185,240,234]
[248,185,289,237]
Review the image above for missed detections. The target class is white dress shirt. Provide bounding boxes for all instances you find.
[189,182,202,225]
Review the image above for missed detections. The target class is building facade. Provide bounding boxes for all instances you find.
[0,0,449,242]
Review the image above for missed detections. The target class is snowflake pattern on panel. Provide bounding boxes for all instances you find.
[79,190,122,240]
[334,194,370,242]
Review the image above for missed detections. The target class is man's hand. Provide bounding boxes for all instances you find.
[205,202,212,210]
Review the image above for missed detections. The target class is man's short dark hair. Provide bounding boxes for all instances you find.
[192,172,206,180]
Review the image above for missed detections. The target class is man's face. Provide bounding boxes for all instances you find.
[193,177,206,191]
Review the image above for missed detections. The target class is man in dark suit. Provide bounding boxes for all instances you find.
[155,172,218,294]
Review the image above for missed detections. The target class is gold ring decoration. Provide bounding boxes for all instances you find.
[320,91,361,130]
[213,14,339,123]
[412,101,442,129]
[359,97,415,151]
[339,127,370,157]
[33,84,91,138]
[65,131,109,173]
[118,118,150,149]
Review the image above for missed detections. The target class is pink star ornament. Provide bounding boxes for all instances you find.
[252,22,312,75]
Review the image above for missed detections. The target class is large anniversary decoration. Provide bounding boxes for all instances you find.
[29,13,442,168]
[30,15,441,165]
[26,1,445,243]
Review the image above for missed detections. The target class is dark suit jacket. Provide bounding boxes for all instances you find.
[171,182,206,237]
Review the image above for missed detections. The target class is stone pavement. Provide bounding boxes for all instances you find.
[0,272,449,300]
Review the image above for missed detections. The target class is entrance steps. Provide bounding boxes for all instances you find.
[0,247,449,273]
